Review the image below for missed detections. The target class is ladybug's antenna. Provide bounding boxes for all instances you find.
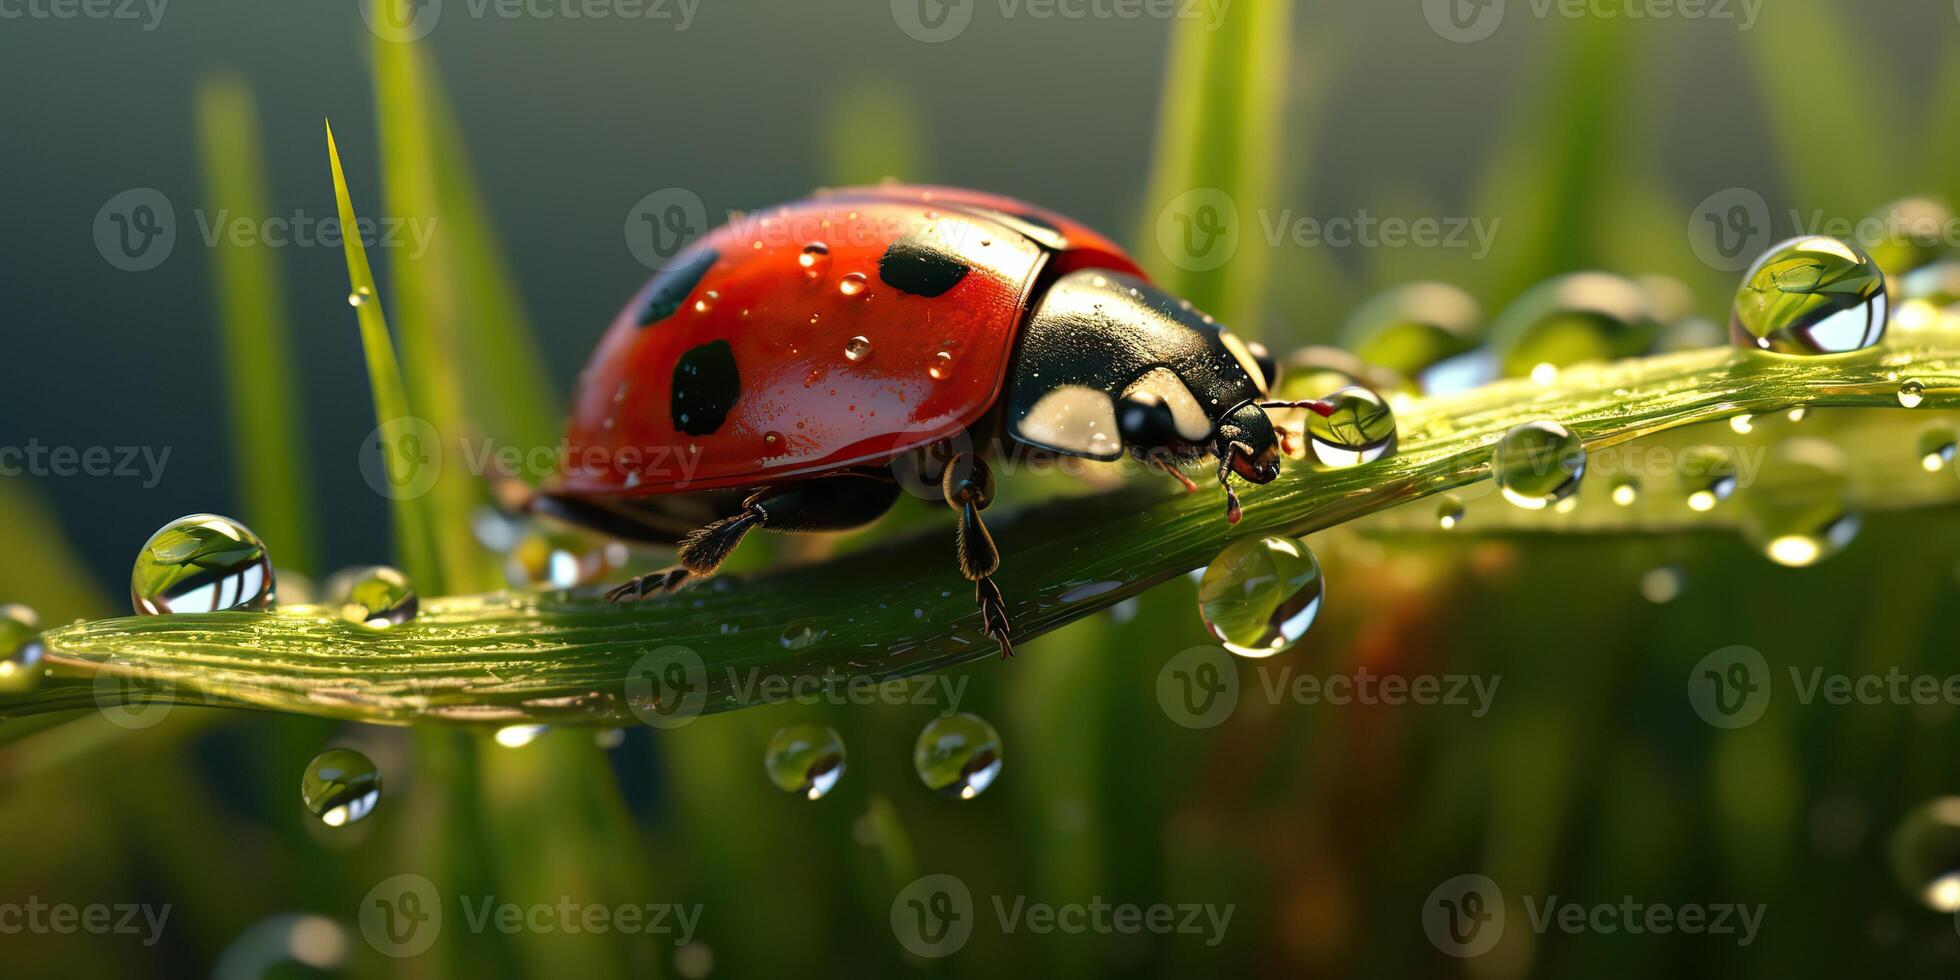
[1258,399,1335,416]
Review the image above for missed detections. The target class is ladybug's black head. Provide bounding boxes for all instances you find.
[1218,401,1282,484]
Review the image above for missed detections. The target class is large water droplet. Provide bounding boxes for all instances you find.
[131,514,276,615]
[1306,385,1397,467]
[1730,236,1887,354]
[764,723,846,800]
[1339,282,1482,383]
[797,241,830,278]
[1197,536,1324,657]
[1492,421,1585,510]
[1739,439,1859,567]
[1899,379,1926,408]
[1489,272,1659,378]
[300,748,381,827]
[326,565,418,630]
[844,336,872,362]
[913,713,1002,800]
[0,604,45,695]
[1891,798,1960,911]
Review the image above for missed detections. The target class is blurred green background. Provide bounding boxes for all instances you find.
[7,0,1960,975]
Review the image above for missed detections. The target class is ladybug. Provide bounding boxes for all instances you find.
[527,185,1321,657]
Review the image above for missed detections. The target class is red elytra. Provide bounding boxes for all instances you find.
[560,185,1143,496]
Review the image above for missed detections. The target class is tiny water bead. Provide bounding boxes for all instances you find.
[131,514,276,615]
[1890,798,1960,911]
[494,724,549,748]
[1898,380,1926,408]
[1680,446,1738,512]
[763,724,846,800]
[0,604,46,695]
[797,241,830,278]
[844,336,873,362]
[779,618,828,650]
[1730,236,1887,355]
[1491,420,1586,510]
[346,286,372,308]
[838,272,868,297]
[1739,439,1859,567]
[928,350,955,380]
[1488,272,1658,379]
[299,748,381,827]
[913,713,1003,800]
[1436,497,1465,530]
[1196,536,1324,657]
[1305,385,1397,467]
[326,565,418,630]
[1339,282,1482,382]
[1919,429,1957,472]
[1610,477,1640,507]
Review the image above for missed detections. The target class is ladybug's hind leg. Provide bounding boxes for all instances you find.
[943,454,1013,658]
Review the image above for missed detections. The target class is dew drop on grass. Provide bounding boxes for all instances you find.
[1436,497,1465,530]
[1730,236,1887,355]
[1488,272,1659,378]
[913,713,1002,800]
[1339,281,1481,383]
[1919,429,1957,472]
[844,336,872,362]
[1890,798,1960,911]
[1610,477,1640,507]
[1306,385,1398,467]
[763,723,846,800]
[797,242,830,278]
[131,514,276,615]
[1196,536,1324,657]
[346,287,372,308]
[300,748,381,827]
[0,604,45,695]
[1899,380,1926,408]
[1491,421,1585,510]
[1739,439,1859,567]
[1681,447,1738,512]
[779,618,827,650]
[1639,566,1683,604]
[326,565,418,630]
[494,724,548,748]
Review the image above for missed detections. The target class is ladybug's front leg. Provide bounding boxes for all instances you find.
[942,454,1013,658]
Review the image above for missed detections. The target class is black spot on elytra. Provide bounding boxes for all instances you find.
[878,237,969,297]
[636,247,719,326]
[670,340,739,435]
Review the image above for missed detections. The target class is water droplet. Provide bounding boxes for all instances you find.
[844,336,873,362]
[1610,477,1640,507]
[838,272,868,297]
[1306,385,1398,467]
[504,532,616,590]
[778,618,827,650]
[1739,439,1858,567]
[1682,446,1738,512]
[300,748,381,827]
[1919,429,1956,472]
[1197,536,1324,657]
[1890,798,1960,911]
[1899,379,1926,408]
[762,430,786,455]
[0,604,45,695]
[1492,421,1586,510]
[1729,414,1754,434]
[1731,236,1888,354]
[1340,282,1482,384]
[797,242,830,278]
[131,514,276,615]
[692,290,718,314]
[1639,566,1683,603]
[764,723,846,800]
[1436,497,1465,530]
[1489,272,1658,378]
[347,286,372,308]
[494,724,548,748]
[325,565,418,630]
[913,713,1003,800]
[928,350,955,380]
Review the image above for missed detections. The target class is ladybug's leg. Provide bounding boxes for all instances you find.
[942,454,1013,658]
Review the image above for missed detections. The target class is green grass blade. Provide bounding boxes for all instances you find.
[822,75,928,185]
[194,76,319,573]
[1741,0,1900,215]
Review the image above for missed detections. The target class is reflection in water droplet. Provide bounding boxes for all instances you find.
[1436,497,1465,530]
[928,350,954,380]
[1197,536,1324,657]
[131,514,276,615]
[1899,380,1926,408]
[347,287,372,308]
[326,565,418,630]
[300,748,381,827]
[1682,447,1738,512]
[1739,439,1859,567]
[1730,236,1887,354]
[1492,421,1585,510]
[494,724,548,748]
[1890,798,1960,911]
[779,618,827,650]
[838,272,868,297]
[844,336,872,362]
[693,290,718,314]
[764,723,846,800]
[913,713,1003,800]
[1307,385,1398,467]
[1919,429,1957,472]
[798,242,830,278]
[1489,272,1659,378]
[0,604,45,694]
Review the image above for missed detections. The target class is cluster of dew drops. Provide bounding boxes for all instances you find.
[1191,216,1960,914]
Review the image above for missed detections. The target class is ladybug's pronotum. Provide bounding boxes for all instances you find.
[521,185,1323,657]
